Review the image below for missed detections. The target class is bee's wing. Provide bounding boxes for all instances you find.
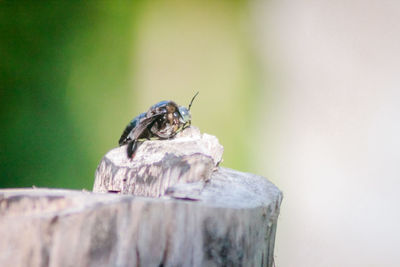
[119,113,144,145]
[128,114,161,140]
[119,106,168,146]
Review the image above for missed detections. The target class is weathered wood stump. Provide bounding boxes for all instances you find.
[0,127,282,267]
[93,127,224,198]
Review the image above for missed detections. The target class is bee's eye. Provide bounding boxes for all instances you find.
[173,111,179,117]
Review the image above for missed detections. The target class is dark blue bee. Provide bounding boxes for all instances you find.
[119,92,198,158]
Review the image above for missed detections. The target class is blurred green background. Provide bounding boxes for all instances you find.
[0,1,263,190]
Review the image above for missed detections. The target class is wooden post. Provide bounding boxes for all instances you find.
[0,127,282,267]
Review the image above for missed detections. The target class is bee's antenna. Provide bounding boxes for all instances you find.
[188,91,199,111]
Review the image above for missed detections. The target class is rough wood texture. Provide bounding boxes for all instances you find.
[0,184,281,267]
[0,127,282,267]
[91,126,282,266]
[93,127,224,197]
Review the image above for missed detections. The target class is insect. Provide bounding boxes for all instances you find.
[119,92,199,158]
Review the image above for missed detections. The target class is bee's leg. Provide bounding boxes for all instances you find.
[127,140,138,158]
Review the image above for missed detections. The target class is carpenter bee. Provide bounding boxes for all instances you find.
[119,92,199,158]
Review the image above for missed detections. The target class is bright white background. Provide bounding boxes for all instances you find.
[251,1,400,266]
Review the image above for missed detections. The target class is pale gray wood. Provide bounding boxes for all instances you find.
[0,127,282,267]
[93,126,224,197]
[0,183,281,267]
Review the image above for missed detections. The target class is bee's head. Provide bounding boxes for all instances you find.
[178,106,191,124]
[178,92,198,125]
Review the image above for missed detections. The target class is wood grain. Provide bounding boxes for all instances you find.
[0,127,282,267]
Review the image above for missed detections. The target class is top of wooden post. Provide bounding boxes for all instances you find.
[93,126,282,209]
[0,127,282,267]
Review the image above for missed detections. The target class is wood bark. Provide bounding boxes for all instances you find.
[0,127,282,267]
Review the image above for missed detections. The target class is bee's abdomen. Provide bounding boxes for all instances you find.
[119,112,146,145]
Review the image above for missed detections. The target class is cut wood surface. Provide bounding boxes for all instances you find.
[0,127,282,267]
[93,127,224,197]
